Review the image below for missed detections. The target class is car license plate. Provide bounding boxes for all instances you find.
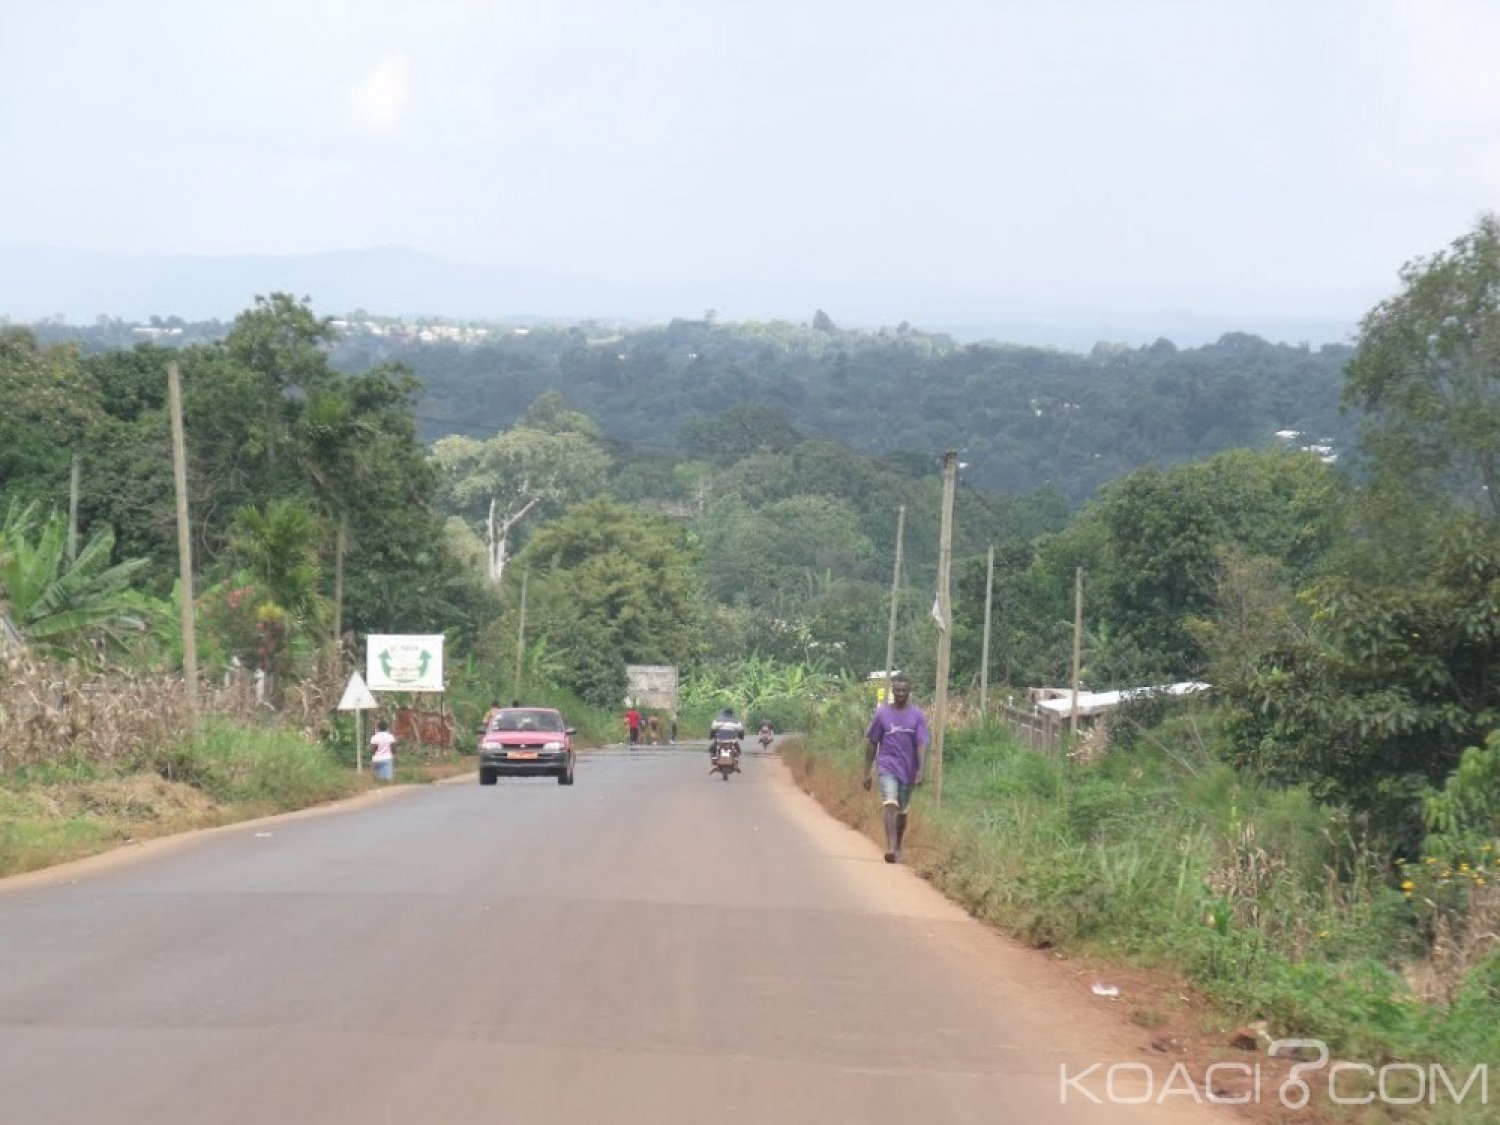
[507,751,538,760]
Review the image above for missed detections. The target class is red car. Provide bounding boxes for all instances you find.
[478,707,576,786]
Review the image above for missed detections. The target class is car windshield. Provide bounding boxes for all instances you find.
[491,710,564,733]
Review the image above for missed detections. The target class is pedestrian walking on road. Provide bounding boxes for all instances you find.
[370,720,397,782]
[863,676,928,864]
[624,706,642,747]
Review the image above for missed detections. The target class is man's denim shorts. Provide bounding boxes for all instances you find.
[878,773,914,811]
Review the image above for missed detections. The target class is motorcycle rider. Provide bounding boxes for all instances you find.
[709,707,745,764]
[758,720,775,748]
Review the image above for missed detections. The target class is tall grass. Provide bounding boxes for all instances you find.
[134,718,358,811]
[0,714,362,877]
[794,692,1500,1080]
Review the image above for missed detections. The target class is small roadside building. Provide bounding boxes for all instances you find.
[1030,681,1210,723]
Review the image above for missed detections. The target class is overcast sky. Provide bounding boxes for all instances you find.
[2,0,1498,336]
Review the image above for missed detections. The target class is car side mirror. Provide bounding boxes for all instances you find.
[565,727,577,736]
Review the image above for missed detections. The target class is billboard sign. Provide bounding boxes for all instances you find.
[367,634,445,692]
[625,664,678,709]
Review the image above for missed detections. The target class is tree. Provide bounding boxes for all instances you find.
[1345,213,1500,521]
[1108,451,1345,665]
[222,293,337,468]
[676,403,802,465]
[515,390,599,437]
[519,497,705,670]
[431,413,610,588]
[224,498,329,638]
[0,329,103,509]
[1222,517,1500,843]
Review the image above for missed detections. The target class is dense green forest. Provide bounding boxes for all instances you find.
[30,313,1356,503]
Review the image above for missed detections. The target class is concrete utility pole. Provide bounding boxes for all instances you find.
[167,362,198,718]
[514,569,528,696]
[883,504,906,702]
[1070,567,1084,735]
[980,544,994,715]
[932,451,958,805]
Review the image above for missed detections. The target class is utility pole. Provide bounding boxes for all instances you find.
[67,453,81,562]
[167,362,198,718]
[1070,567,1084,735]
[932,450,958,805]
[332,513,347,645]
[980,544,994,716]
[514,569,528,696]
[883,504,906,702]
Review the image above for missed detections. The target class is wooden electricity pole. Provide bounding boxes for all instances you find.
[932,451,958,805]
[883,504,906,700]
[67,453,81,562]
[167,362,198,717]
[980,544,994,716]
[1070,566,1084,735]
[514,569,528,697]
[332,513,348,645]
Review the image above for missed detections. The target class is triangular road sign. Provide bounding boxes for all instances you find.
[337,671,378,711]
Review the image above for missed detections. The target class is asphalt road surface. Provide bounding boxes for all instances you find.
[0,743,1229,1124]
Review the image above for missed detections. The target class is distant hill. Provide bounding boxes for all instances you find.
[1,245,1357,351]
[340,320,1359,502]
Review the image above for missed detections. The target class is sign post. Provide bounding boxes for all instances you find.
[337,671,379,773]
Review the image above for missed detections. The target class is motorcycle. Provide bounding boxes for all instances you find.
[711,736,741,780]
[758,728,774,751]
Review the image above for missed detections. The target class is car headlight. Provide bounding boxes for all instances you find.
[542,741,563,752]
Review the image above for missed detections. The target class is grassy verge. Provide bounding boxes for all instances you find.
[0,717,472,879]
[786,699,1500,1121]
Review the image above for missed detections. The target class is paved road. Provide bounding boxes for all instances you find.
[0,743,1227,1124]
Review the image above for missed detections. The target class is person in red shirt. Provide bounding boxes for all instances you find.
[624,707,642,747]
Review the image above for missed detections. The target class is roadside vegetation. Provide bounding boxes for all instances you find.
[792,707,1500,1060]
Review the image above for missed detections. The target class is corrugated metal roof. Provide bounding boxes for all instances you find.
[1033,681,1209,718]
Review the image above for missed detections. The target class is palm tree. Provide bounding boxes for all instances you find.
[225,498,329,634]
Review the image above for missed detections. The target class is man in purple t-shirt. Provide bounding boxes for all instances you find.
[863,676,929,864]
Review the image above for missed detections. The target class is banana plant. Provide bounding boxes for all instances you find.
[0,511,151,657]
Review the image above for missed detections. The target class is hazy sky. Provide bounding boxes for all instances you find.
[3,0,1498,333]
